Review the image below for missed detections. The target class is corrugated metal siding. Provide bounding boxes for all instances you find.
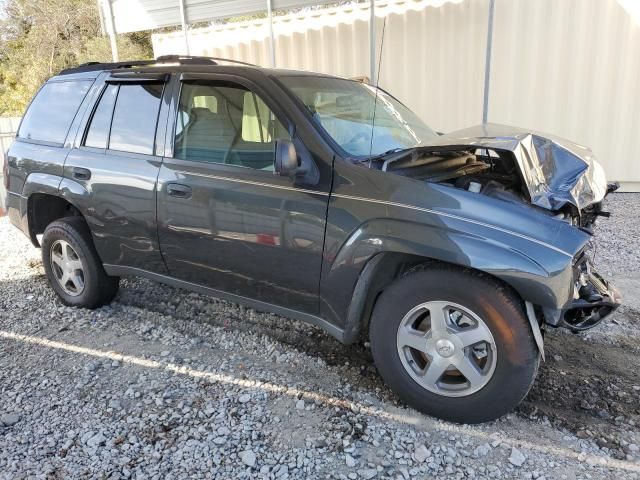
[152,0,640,189]
[153,0,489,133]
[488,0,640,189]
[107,0,338,34]
[377,0,488,134]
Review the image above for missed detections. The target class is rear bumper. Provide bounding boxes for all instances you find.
[0,178,6,217]
[4,191,31,240]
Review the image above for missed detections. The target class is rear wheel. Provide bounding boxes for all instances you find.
[42,217,119,308]
[369,267,539,423]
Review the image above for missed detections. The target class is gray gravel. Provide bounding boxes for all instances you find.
[592,193,640,274]
[1,193,640,479]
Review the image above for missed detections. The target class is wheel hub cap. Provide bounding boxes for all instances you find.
[435,338,455,358]
[396,301,497,397]
[50,240,85,297]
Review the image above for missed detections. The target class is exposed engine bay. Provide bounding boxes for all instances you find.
[372,147,617,232]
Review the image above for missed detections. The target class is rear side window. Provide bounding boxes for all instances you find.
[83,83,163,155]
[18,80,92,145]
[109,84,163,155]
[85,84,118,149]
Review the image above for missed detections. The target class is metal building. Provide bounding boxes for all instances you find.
[99,0,640,190]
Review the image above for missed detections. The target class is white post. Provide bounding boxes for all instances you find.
[482,0,496,124]
[369,0,376,83]
[109,33,119,63]
[101,0,119,62]
[96,0,106,35]
[178,0,190,55]
[267,0,276,67]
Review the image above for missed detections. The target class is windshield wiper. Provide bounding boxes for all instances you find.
[356,148,420,170]
[356,147,412,164]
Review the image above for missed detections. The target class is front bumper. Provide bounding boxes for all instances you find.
[559,257,622,331]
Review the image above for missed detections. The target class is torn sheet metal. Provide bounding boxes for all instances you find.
[421,123,608,211]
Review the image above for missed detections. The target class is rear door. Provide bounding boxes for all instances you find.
[156,73,330,314]
[62,73,170,273]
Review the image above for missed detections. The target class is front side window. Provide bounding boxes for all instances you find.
[174,82,288,171]
[18,80,92,145]
[279,76,438,158]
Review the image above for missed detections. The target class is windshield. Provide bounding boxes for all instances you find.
[279,75,438,158]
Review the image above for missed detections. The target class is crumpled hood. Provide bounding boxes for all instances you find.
[421,123,608,211]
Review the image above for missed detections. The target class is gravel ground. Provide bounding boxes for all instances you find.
[1,193,639,480]
[591,193,640,274]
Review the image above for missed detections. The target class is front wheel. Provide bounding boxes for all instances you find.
[369,267,539,424]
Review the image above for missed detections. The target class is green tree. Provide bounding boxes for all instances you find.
[0,0,152,115]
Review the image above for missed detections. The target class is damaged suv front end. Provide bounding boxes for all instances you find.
[377,123,622,332]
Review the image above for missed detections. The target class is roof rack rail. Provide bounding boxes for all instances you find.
[58,55,257,76]
[155,55,257,67]
[205,57,258,67]
[155,55,218,65]
[58,60,156,75]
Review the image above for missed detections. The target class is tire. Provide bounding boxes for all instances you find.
[369,266,539,424]
[41,217,119,309]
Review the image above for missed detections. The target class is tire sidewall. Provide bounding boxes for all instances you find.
[42,220,102,307]
[370,268,539,423]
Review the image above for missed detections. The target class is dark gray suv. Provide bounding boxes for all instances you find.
[1,56,621,423]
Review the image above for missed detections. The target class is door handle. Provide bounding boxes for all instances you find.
[71,167,91,181]
[167,183,192,199]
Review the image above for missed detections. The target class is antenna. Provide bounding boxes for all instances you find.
[368,16,387,159]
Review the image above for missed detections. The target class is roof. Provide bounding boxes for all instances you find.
[57,56,244,75]
[55,55,346,82]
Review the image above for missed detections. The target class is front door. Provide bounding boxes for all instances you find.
[156,76,329,314]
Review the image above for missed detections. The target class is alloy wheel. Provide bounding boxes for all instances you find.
[396,300,497,397]
[50,240,85,297]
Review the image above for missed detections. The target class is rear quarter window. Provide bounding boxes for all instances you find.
[18,80,93,145]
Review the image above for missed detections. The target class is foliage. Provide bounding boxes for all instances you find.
[0,0,153,116]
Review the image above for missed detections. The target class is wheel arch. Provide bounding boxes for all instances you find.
[345,252,525,337]
[344,252,546,358]
[22,173,90,247]
[336,219,567,352]
[26,192,85,247]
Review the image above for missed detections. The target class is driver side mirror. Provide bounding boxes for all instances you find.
[274,139,299,176]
